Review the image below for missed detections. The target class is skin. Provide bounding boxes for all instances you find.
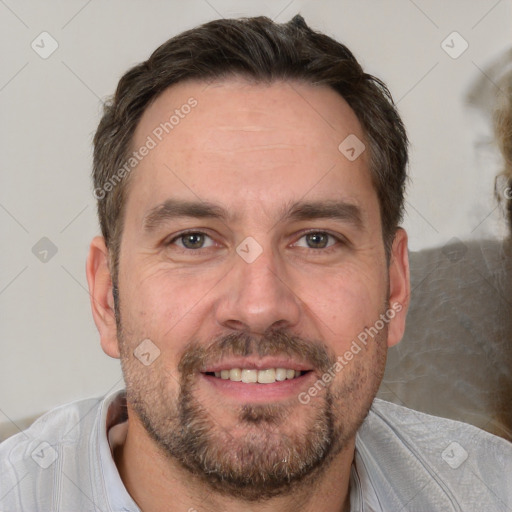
[87,78,410,512]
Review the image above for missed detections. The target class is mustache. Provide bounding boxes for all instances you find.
[178,329,336,378]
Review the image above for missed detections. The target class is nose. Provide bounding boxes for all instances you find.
[214,244,302,335]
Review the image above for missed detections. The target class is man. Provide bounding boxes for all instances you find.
[1,15,510,512]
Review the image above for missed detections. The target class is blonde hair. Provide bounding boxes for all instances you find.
[495,75,512,226]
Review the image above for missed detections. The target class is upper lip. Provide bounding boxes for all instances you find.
[201,357,313,373]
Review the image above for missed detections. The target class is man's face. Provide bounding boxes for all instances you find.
[107,79,406,498]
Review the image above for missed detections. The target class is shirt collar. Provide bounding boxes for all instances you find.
[97,389,139,512]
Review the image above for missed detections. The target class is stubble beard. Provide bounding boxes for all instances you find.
[118,324,387,501]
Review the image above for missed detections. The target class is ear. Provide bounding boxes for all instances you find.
[387,228,410,348]
[86,236,120,358]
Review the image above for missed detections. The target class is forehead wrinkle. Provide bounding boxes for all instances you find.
[216,125,274,132]
[203,143,302,154]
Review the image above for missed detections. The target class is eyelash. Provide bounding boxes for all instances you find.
[167,229,346,253]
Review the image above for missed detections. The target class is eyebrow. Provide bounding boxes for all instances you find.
[281,200,363,228]
[142,198,363,232]
[143,200,229,232]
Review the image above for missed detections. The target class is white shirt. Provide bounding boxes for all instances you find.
[1,390,511,511]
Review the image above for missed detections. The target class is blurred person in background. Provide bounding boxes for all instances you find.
[380,51,512,442]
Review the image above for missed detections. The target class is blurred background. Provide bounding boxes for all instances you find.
[1,0,511,438]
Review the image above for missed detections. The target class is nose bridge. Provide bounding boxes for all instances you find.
[216,241,301,333]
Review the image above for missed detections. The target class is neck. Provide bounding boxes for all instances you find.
[114,409,354,512]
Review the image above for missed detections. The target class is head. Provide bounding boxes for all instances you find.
[87,15,410,501]
[93,15,408,279]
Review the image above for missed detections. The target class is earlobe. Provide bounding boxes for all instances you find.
[387,228,410,348]
[86,236,120,358]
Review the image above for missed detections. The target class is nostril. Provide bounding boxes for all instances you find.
[221,319,249,332]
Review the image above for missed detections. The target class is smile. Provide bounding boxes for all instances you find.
[207,368,306,384]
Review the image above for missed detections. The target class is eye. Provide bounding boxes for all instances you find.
[171,232,215,250]
[294,231,338,249]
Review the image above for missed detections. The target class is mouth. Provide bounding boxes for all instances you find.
[199,358,315,402]
[205,368,307,384]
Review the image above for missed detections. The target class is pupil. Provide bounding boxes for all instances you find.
[183,233,203,248]
[307,233,327,248]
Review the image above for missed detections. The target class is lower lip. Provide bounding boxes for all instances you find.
[200,372,315,402]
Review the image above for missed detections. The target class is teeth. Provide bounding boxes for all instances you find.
[275,368,287,381]
[229,368,242,381]
[257,368,275,384]
[212,368,302,384]
[241,369,258,383]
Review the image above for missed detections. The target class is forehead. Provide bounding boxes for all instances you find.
[127,77,377,225]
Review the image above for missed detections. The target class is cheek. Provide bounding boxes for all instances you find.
[118,262,221,347]
[295,265,387,341]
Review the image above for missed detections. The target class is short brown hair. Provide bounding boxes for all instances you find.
[93,15,408,280]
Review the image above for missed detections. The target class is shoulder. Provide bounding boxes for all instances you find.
[0,395,103,457]
[355,399,512,510]
[0,395,107,511]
